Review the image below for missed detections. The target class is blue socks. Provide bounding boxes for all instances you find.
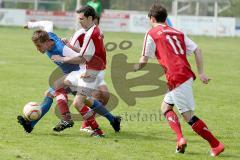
[91,100,114,123]
[30,96,53,127]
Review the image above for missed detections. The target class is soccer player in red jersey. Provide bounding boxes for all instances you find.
[52,5,121,133]
[64,25,110,134]
[134,3,224,157]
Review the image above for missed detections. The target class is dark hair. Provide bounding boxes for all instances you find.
[76,5,96,19]
[32,29,49,43]
[148,3,167,23]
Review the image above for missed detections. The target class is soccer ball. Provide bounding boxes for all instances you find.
[23,102,42,121]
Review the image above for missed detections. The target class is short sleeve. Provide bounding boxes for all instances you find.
[28,21,53,32]
[79,26,96,62]
[184,35,198,55]
[142,33,156,58]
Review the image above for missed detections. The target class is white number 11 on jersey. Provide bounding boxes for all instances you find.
[166,35,184,55]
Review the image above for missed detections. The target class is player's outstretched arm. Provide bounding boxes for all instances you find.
[194,47,211,84]
[24,21,53,32]
[63,56,86,64]
[51,55,86,65]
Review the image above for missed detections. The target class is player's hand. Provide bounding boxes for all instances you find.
[65,42,72,49]
[61,38,73,49]
[199,73,211,84]
[79,71,97,79]
[80,72,91,78]
[51,55,64,63]
[133,64,140,72]
[61,38,69,44]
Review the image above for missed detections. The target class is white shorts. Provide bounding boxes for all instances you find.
[65,69,106,96]
[164,78,194,113]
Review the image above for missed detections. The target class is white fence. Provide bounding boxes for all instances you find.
[100,10,236,37]
[0,8,238,37]
[172,16,236,37]
[0,9,26,26]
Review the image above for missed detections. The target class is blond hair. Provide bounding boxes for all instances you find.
[32,29,50,43]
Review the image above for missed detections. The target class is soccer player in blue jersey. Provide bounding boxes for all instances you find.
[17,21,105,136]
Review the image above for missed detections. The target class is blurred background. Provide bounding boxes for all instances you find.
[1,0,240,15]
[0,2,240,159]
[0,0,240,36]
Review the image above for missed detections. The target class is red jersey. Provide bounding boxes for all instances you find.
[142,24,197,90]
[70,28,85,49]
[77,25,106,70]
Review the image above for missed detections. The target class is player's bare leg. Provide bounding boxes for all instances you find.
[95,85,110,105]
[161,101,186,153]
[182,110,224,157]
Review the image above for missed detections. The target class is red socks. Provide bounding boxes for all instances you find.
[56,88,101,131]
[165,110,183,141]
[56,88,70,121]
[80,105,99,130]
[192,119,220,148]
[164,110,220,149]
[81,120,89,129]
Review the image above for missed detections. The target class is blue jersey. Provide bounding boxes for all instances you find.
[46,32,80,74]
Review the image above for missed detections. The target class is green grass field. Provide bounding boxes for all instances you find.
[0,26,240,160]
